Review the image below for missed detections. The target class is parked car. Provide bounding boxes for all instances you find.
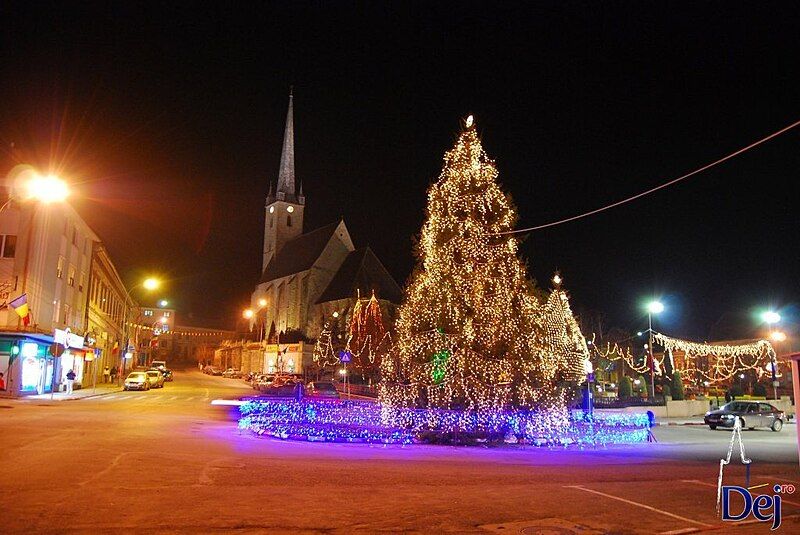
[203,366,223,376]
[145,370,165,389]
[151,360,167,370]
[704,401,785,431]
[249,373,270,389]
[305,381,340,399]
[222,368,243,378]
[255,375,276,391]
[161,369,174,382]
[258,375,303,397]
[124,372,150,391]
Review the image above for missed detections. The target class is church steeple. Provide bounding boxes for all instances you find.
[275,89,296,201]
[263,88,305,271]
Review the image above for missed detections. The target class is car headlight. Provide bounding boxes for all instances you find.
[721,414,734,419]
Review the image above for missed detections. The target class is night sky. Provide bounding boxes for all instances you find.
[2,3,798,341]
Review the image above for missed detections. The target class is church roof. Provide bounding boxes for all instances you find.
[316,247,403,304]
[260,221,342,283]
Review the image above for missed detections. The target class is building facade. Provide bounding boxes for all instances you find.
[85,243,131,382]
[0,191,102,396]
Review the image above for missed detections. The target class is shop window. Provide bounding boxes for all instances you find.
[1,235,16,258]
[57,256,65,278]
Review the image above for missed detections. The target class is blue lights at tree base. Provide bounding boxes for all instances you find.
[238,398,651,447]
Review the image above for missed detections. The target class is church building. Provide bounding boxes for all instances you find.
[250,93,402,345]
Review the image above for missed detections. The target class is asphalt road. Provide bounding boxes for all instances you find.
[2,370,798,534]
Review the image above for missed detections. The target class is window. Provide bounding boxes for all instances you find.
[71,226,77,246]
[270,216,274,228]
[52,300,61,323]
[63,304,71,325]
[78,272,86,292]
[143,310,153,317]
[68,265,76,287]
[1,235,16,258]
[163,311,171,317]
[287,215,292,227]
[57,256,65,278]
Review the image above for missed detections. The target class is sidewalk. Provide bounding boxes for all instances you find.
[26,382,122,401]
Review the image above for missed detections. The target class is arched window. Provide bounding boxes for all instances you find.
[270,217,273,228]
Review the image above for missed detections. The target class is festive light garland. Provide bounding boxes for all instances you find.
[654,332,776,384]
[313,292,393,372]
[238,398,650,446]
[592,332,777,385]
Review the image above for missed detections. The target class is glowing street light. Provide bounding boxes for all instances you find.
[761,311,781,325]
[143,278,160,291]
[158,299,169,307]
[644,300,664,398]
[332,311,339,318]
[243,309,254,319]
[771,331,787,343]
[25,174,70,204]
[258,298,267,308]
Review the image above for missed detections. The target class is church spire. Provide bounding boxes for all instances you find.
[276,89,295,199]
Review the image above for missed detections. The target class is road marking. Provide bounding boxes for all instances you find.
[103,395,118,400]
[682,479,800,508]
[564,485,712,527]
[187,397,195,401]
[169,396,178,401]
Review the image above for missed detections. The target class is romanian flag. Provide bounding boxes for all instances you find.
[9,294,31,326]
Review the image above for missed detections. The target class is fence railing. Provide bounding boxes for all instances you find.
[334,382,379,398]
[593,396,666,408]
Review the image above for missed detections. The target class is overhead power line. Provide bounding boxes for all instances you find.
[498,118,800,235]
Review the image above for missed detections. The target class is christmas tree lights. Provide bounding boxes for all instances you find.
[379,116,588,426]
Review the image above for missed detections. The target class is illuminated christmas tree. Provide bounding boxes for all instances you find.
[381,116,573,417]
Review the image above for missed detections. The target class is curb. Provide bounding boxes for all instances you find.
[654,421,706,426]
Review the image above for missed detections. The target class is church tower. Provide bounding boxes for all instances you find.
[263,90,305,270]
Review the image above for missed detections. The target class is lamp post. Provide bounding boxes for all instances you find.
[119,277,160,384]
[646,301,664,400]
[762,311,782,400]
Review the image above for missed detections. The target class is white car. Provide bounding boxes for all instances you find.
[124,372,150,391]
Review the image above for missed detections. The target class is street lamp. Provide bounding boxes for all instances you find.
[645,300,664,399]
[2,166,71,213]
[762,310,782,400]
[243,309,254,319]
[119,277,161,381]
[143,278,159,291]
[158,299,169,308]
